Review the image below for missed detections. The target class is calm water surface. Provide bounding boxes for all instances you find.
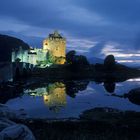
[6,78,140,119]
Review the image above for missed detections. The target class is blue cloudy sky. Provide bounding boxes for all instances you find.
[0,0,140,63]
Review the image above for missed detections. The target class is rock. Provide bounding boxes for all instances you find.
[0,104,35,140]
[0,119,35,140]
[0,118,16,131]
[125,88,140,105]
[80,107,140,127]
[79,107,123,123]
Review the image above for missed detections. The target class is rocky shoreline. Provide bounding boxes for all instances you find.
[0,104,35,140]
[10,107,140,140]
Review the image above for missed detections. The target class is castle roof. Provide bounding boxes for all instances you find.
[48,31,63,39]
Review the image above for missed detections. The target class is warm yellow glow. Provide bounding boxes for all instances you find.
[43,82,67,112]
[44,95,49,101]
[43,31,66,64]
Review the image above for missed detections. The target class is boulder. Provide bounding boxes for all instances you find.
[0,104,35,140]
[0,119,35,140]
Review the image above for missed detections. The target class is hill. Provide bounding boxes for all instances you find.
[0,34,30,62]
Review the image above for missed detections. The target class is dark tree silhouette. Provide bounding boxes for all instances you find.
[104,82,115,93]
[66,50,89,66]
[104,55,116,71]
[75,55,89,66]
[66,50,76,64]
[65,81,89,98]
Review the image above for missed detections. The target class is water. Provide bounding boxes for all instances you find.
[5,78,140,119]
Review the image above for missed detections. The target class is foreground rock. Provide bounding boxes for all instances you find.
[13,107,140,140]
[0,104,35,140]
[80,107,140,126]
[0,119,35,140]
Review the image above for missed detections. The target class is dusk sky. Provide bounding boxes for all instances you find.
[0,0,140,62]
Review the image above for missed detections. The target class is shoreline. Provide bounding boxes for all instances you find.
[12,107,140,140]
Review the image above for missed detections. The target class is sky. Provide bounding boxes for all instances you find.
[0,0,140,63]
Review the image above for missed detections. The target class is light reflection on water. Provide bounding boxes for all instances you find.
[6,79,140,119]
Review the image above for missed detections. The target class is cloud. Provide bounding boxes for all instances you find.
[0,0,140,60]
[67,37,97,53]
[74,0,140,24]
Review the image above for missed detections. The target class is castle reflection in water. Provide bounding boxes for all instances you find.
[25,82,67,112]
[24,78,140,112]
[4,77,140,119]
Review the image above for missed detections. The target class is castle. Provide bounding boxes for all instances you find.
[12,31,66,66]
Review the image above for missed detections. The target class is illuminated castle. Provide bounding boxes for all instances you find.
[12,31,66,66]
[43,31,66,64]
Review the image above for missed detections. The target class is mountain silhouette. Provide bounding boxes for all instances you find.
[0,34,30,62]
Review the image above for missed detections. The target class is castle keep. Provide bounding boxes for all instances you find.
[12,31,66,66]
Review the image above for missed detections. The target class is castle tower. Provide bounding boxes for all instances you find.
[43,31,66,64]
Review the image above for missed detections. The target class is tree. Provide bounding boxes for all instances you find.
[66,50,89,66]
[76,55,89,66]
[66,50,76,64]
[104,55,116,71]
[66,50,89,72]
